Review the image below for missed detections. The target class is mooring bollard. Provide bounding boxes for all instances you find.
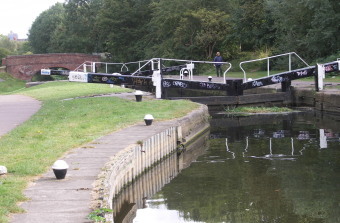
[144,114,154,126]
[134,90,143,102]
[208,76,212,82]
[0,166,7,175]
[52,160,69,180]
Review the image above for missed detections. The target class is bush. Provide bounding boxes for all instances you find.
[0,48,11,65]
[313,51,340,64]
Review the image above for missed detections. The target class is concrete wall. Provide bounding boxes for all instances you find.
[92,105,210,219]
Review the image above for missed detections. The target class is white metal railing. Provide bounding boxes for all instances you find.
[74,60,151,73]
[74,61,93,72]
[74,58,232,83]
[131,59,158,76]
[159,58,232,83]
[240,52,310,82]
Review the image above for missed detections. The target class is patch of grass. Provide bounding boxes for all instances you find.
[87,208,113,222]
[0,82,199,222]
[225,106,293,114]
[0,73,26,94]
[302,74,340,83]
[324,75,340,82]
[325,85,340,90]
[19,81,133,101]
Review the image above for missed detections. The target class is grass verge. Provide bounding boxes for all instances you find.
[0,73,26,94]
[225,106,293,115]
[0,81,199,223]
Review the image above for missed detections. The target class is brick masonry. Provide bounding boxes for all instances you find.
[2,53,101,81]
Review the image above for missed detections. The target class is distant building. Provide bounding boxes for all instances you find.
[7,31,18,41]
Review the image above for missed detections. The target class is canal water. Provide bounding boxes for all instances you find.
[113,111,340,223]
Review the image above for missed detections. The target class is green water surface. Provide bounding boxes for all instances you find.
[132,112,340,223]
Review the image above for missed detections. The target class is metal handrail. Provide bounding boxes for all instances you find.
[74,61,92,72]
[131,59,155,76]
[74,58,232,82]
[240,52,310,82]
[121,59,151,73]
[159,58,232,83]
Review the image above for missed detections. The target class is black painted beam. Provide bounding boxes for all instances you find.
[162,78,228,91]
[87,73,153,86]
[242,66,316,90]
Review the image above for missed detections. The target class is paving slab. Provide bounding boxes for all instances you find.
[10,213,92,223]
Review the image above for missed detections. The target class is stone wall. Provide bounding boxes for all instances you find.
[110,130,210,222]
[92,105,210,221]
[291,87,340,115]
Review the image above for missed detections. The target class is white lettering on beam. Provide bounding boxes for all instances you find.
[252,80,264,87]
[69,71,88,83]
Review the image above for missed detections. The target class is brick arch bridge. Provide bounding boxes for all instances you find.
[2,53,101,81]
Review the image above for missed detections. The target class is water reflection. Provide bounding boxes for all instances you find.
[225,128,338,161]
[114,112,340,223]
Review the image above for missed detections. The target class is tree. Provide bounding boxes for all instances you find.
[97,0,153,62]
[50,0,103,53]
[173,9,230,59]
[192,9,230,59]
[143,0,234,60]
[0,35,17,53]
[0,48,10,65]
[230,0,275,52]
[28,3,65,53]
[301,0,339,59]
[267,0,339,60]
[26,0,339,62]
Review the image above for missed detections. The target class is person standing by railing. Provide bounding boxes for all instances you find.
[214,52,223,77]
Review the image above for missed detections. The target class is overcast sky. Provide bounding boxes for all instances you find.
[0,0,65,39]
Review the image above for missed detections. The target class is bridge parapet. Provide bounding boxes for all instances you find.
[3,53,101,81]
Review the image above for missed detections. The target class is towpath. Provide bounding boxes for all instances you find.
[7,92,184,223]
[0,95,41,137]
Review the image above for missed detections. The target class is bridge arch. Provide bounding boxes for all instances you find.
[2,53,101,81]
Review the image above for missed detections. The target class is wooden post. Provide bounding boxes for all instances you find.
[281,79,291,92]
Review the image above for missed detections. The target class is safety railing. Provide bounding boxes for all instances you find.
[74,61,94,72]
[75,58,233,83]
[131,58,159,76]
[160,58,232,83]
[74,60,151,74]
[240,52,310,82]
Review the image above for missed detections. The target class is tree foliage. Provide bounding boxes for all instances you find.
[267,0,339,59]
[230,0,276,51]
[28,3,65,53]
[0,47,10,65]
[98,0,153,61]
[28,0,339,62]
[0,35,32,63]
